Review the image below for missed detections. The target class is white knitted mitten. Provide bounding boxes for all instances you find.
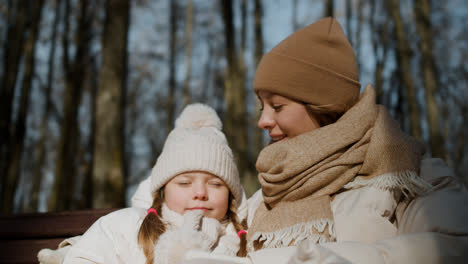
[153,210,222,264]
[200,216,224,247]
[212,234,240,256]
[37,246,70,264]
[37,236,80,264]
[211,223,240,256]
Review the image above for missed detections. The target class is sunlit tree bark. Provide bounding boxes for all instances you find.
[3,0,45,214]
[292,0,299,31]
[355,0,363,71]
[370,0,390,104]
[92,0,130,208]
[183,0,193,106]
[324,0,334,17]
[345,0,353,45]
[252,0,264,167]
[0,0,28,213]
[49,0,91,211]
[167,0,178,136]
[414,0,445,158]
[387,0,422,139]
[221,0,249,181]
[30,0,62,212]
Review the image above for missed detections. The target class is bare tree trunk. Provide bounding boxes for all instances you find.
[183,0,193,107]
[240,0,247,63]
[3,0,45,214]
[254,0,264,78]
[30,0,62,212]
[292,0,299,31]
[387,0,422,139]
[370,0,390,104]
[80,56,98,210]
[201,37,214,102]
[414,0,445,158]
[0,0,28,213]
[324,0,334,17]
[93,0,130,208]
[49,0,91,211]
[167,0,178,136]
[345,0,353,45]
[239,0,258,195]
[354,0,363,71]
[392,72,405,125]
[221,0,249,181]
[252,0,264,161]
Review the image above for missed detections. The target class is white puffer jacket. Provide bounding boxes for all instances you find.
[63,204,242,264]
[246,158,468,264]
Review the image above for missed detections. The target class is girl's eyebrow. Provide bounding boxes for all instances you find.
[209,177,222,181]
[175,174,192,180]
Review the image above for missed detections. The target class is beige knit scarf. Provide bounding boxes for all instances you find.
[247,85,432,251]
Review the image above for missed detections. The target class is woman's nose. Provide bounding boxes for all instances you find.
[192,183,208,201]
[257,110,275,130]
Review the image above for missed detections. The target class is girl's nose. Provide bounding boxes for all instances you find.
[257,110,275,130]
[193,183,208,201]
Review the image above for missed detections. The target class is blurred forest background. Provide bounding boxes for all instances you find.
[0,0,467,214]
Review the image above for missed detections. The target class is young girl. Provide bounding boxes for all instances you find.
[63,103,248,264]
[245,17,468,263]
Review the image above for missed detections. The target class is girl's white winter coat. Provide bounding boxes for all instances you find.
[63,207,148,263]
[63,204,243,263]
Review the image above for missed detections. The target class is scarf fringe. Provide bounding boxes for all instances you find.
[248,219,335,251]
[343,170,433,197]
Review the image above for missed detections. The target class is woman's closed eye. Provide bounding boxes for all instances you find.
[272,104,283,111]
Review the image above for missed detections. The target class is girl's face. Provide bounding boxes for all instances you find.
[164,171,230,220]
[257,90,321,143]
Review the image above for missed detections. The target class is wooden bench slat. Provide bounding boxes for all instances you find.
[0,208,117,239]
[0,238,64,264]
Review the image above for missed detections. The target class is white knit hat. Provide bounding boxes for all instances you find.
[150,103,243,203]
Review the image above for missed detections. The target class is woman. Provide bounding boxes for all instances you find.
[245,17,468,263]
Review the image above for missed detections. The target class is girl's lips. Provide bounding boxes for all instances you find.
[188,207,210,212]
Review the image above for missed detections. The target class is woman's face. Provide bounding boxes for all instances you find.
[164,171,230,220]
[257,90,321,143]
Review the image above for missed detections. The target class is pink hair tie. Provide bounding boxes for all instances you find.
[237,230,247,238]
[147,208,158,216]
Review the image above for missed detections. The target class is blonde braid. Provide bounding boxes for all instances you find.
[227,195,248,257]
[137,190,166,264]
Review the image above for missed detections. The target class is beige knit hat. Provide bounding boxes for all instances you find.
[254,17,361,112]
[150,103,243,203]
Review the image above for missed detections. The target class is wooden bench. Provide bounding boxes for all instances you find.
[0,208,118,264]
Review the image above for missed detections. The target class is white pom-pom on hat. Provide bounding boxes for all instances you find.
[175,103,222,130]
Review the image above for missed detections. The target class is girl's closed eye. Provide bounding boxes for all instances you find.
[208,180,224,187]
[176,180,191,186]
